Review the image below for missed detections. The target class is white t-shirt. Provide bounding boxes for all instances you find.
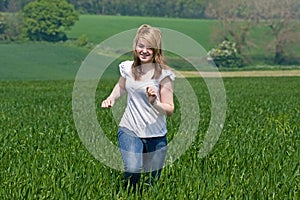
[118,60,175,138]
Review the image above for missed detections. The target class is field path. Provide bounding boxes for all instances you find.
[177,70,300,78]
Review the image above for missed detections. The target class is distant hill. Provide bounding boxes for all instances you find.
[1,15,299,80]
[0,43,88,80]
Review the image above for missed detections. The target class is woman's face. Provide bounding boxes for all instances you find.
[136,38,154,64]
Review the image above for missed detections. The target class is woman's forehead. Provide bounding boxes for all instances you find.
[137,38,150,45]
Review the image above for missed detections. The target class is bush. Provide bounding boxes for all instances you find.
[208,40,244,68]
[23,0,79,42]
[0,13,24,41]
[76,34,88,47]
[0,13,6,38]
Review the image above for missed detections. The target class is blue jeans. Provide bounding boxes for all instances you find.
[118,127,168,188]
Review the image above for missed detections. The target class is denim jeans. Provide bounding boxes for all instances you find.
[118,127,168,188]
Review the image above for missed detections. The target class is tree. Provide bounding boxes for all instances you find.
[0,13,6,39]
[206,0,300,65]
[177,0,206,18]
[255,0,300,64]
[0,12,23,41]
[206,0,259,56]
[0,0,8,11]
[19,0,33,10]
[23,0,79,42]
[0,0,34,12]
[7,0,19,12]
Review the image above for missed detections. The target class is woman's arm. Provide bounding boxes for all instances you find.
[147,76,174,116]
[101,77,126,108]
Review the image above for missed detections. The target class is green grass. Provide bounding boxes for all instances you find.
[1,77,299,199]
[1,15,300,80]
[67,15,216,50]
[67,15,300,65]
[1,15,299,199]
[0,43,88,80]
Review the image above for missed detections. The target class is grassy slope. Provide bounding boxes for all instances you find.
[1,15,299,80]
[0,43,88,80]
[67,15,216,50]
[69,15,300,66]
[1,15,216,80]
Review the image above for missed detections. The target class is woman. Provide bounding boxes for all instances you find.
[101,24,175,190]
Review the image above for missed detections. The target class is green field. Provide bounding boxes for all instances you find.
[1,77,299,199]
[67,15,300,66]
[1,15,300,80]
[67,15,215,50]
[1,15,300,199]
[0,15,216,80]
[0,43,88,80]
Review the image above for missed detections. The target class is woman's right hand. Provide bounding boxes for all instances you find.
[101,77,126,108]
[101,97,115,108]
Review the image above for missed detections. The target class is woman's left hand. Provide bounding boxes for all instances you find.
[146,86,157,104]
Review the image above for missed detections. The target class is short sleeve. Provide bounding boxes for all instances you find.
[119,60,133,78]
[159,69,176,82]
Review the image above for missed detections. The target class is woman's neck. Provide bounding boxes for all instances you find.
[139,63,155,75]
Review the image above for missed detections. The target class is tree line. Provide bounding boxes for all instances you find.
[1,0,208,18]
[0,0,299,65]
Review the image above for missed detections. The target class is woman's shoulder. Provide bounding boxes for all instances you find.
[119,60,133,77]
[160,68,176,81]
[119,60,133,68]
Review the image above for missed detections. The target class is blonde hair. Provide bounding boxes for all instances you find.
[132,24,169,80]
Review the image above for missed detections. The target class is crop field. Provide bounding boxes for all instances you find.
[0,14,299,199]
[1,76,299,199]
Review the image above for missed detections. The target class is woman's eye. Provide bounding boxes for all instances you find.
[137,44,152,50]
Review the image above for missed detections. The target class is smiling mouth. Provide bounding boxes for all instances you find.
[140,52,150,57]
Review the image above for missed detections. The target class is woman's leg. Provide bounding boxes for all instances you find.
[142,136,168,184]
[118,127,144,189]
